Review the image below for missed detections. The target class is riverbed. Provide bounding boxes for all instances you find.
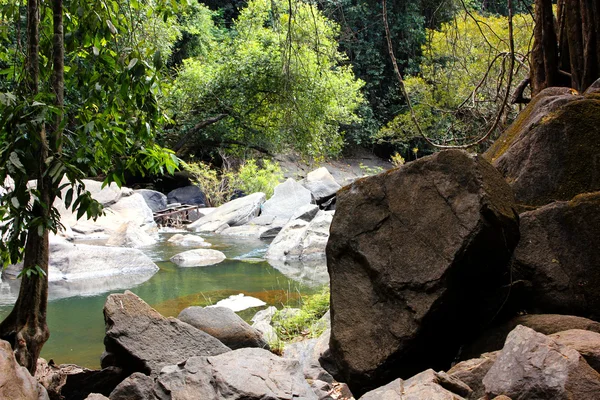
[0,232,327,368]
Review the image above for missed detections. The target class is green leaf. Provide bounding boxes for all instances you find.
[127,58,138,70]
[9,152,25,173]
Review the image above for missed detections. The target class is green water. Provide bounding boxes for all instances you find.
[0,233,324,369]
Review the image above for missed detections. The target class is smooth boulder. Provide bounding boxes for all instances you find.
[265,210,334,261]
[261,178,313,220]
[170,249,226,267]
[513,192,600,319]
[105,221,157,248]
[166,185,206,206]
[483,325,600,399]
[484,87,600,208]
[101,291,230,376]
[178,306,269,350]
[301,167,341,203]
[327,150,520,394]
[549,329,600,373]
[167,233,210,247]
[188,192,266,232]
[135,189,167,212]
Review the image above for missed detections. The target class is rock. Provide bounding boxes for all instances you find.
[84,395,109,400]
[101,290,230,376]
[155,348,317,399]
[483,325,600,399]
[167,233,211,247]
[359,369,472,400]
[0,340,49,400]
[283,330,350,399]
[42,364,125,400]
[484,87,600,208]
[462,314,600,359]
[267,259,329,287]
[60,192,155,239]
[448,351,499,399]
[291,204,320,222]
[82,179,130,206]
[265,210,334,261]
[4,242,158,283]
[188,192,266,232]
[327,150,520,394]
[166,185,206,206]
[105,221,157,248]
[134,189,167,212]
[513,192,600,319]
[209,293,266,312]
[549,329,600,373]
[178,306,269,350]
[109,372,154,400]
[170,249,226,267]
[261,178,313,220]
[251,307,279,344]
[219,224,274,238]
[301,167,342,203]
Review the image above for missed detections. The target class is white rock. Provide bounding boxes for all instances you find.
[188,193,266,232]
[106,221,157,248]
[170,249,226,267]
[167,233,211,247]
[261,179,313,220]
[301,167,341,202]
[209,294,266,312]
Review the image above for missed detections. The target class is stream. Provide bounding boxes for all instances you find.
[0,232,327,369]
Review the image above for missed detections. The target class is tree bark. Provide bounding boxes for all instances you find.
[0,0,64,375]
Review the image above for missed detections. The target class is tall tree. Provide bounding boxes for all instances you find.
[0,0,179,373]
[531,0,600,94]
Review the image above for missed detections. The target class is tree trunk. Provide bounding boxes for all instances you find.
[532,0,600,94]
[0,0,63,375]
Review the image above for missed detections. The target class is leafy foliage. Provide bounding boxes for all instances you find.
[167,0,365,159]
[183,158,283,206]
[0,0,182,266]
[377,10,533,151]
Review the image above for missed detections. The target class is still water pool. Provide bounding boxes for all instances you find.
[0,232,326,369]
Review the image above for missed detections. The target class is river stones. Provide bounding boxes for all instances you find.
[188,192,266,232]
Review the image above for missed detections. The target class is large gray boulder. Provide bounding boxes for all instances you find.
[513,192,600,319]
[188,192,266,232]
[105,221,157,248]
[0,340,49,400]
[359,369,472,400]
[101,291,230,376]
[301,167,341,203]
[327,150,520,394]
[155,348,317,399]
[251,306,278,344]
[484,87,600,208]
[166,185,206,206]
[135,189,167,212]
[261,178,313,220]
[265,210,334,261]
[178,306,269,350]
[170,249,226,267]
[267,259,329,287]
[483,325,600,399]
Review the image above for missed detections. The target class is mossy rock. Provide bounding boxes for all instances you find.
[484,87,600,208]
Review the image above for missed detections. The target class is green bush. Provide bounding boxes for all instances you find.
[271,286,330,343]
[183,158,283,206]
